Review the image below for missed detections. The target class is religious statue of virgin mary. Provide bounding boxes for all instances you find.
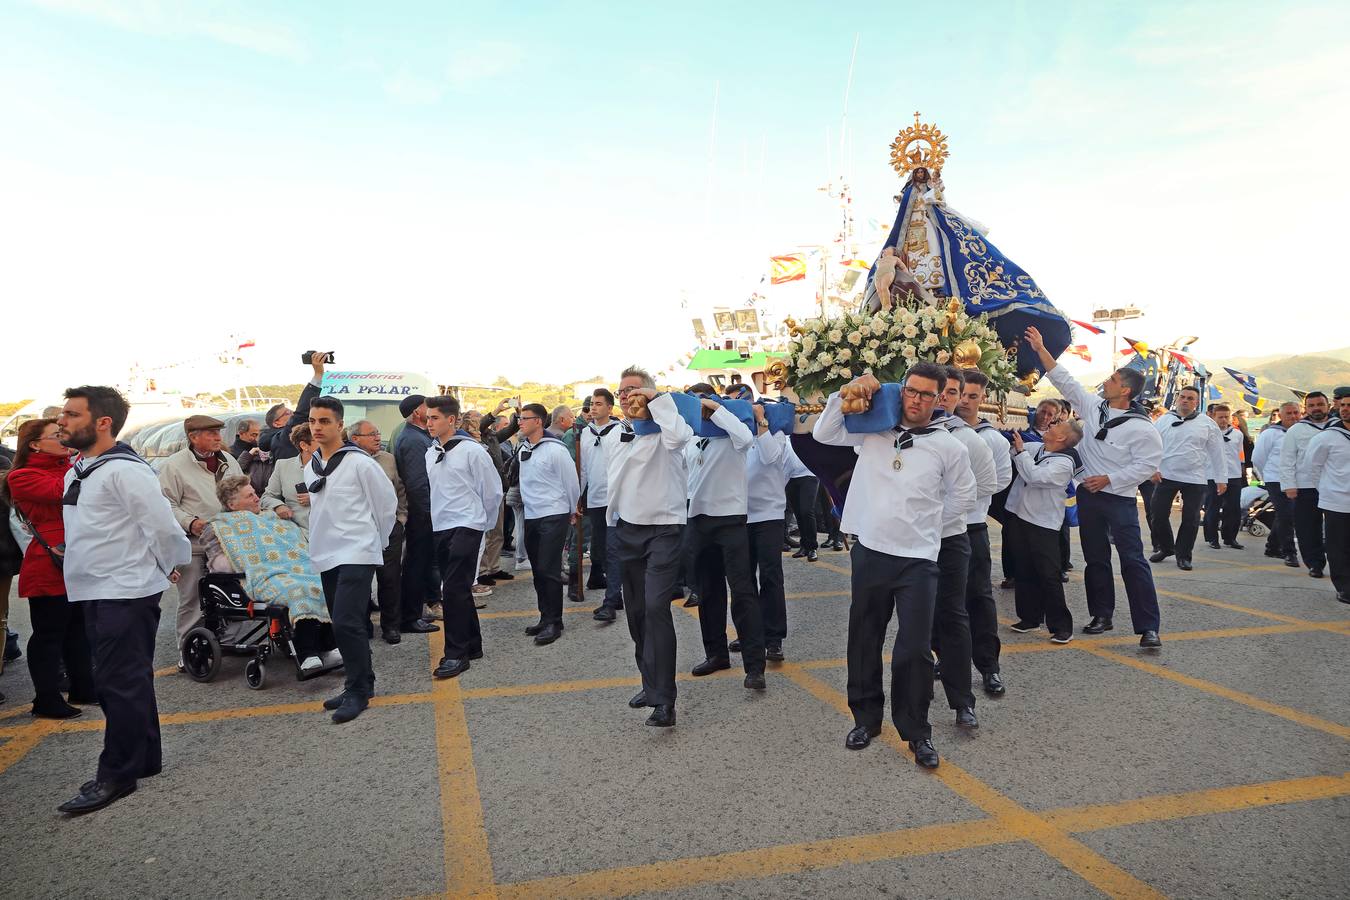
[862,113,1072,372]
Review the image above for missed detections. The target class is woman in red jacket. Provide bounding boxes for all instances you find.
[4,418,96,718]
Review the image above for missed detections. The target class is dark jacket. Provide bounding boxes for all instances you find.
[393,422,434,521]
[265,379,320,461]
[0,462,24,578]
[233,437,274,497]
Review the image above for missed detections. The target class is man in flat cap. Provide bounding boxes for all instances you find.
[394,393,441,635]
[158,413,243,665]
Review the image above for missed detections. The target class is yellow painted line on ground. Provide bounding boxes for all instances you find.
[0,720,55,777]
[428,635,498,899]
[0,704,31,722]
[1044,772,1350,833]
[781,665,1165,900]
[1077,644,1350,740]
[1155,587,1322,626]
[154,665,179,677]
[494,818,1012,899]
[812,559,852,577]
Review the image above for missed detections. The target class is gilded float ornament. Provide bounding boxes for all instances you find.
[889,111,950,176]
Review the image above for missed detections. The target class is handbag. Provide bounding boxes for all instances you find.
[16,509,63,572]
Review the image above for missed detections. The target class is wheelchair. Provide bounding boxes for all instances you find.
[181,572,342,690]
[1242,490,1275,538]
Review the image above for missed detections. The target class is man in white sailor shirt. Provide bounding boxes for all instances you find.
[1202,403,1246,550]
[516,403,581,646]
[1306,393,1350,601]
[813,363,977,769]
[1148,385,1226,571]
[1251,402,1301,565]
[581,388,629,622]
[1281,391,1334,578]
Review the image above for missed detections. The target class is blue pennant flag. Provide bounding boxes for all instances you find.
[1224,366,1259,393]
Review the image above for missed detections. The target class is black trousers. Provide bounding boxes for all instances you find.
[321,564,378,699]
[989,484,1014,580]
[434,527,484,660]
[27,594,96,709]
[688,513,766,673]
[616,522,682,706]
[84,594,162,784]
[930,532,974,710]
[1059,521,1071,570]
[1078,489,1161,633]
[376,521,405,631]
[292,619,336,659]
[1325,509,1350,595]
[1138,480,1158,550]
[963,524,1001,675]
[1150,478,1207,560]
[1264,481,1297,557]
[748,519,787,643]
[525,514,570,625]
[1007,513,1073,634]
[847,543,939,741]
[815,484,842,542]
[401,513,435,626]
[785,476,819,552]
[586,507,623,607]
[1203,477,1243,544]
[1294,490,1326,570]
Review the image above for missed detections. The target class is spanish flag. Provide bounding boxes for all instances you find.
[1122,337,1150,357]
[1066,344,1092,362]
[770,254,807,284]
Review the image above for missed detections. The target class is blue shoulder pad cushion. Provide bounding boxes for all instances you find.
[697,397,756,438]
[760,399,796,435]
[843,383,903,434]
[630,391,704,436]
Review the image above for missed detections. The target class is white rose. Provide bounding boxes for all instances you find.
[922,333,939,349]
[862,349,878,365]
[870,319,888,336]
[935,349,951,364]
[847,330,863,346]
[819,351,834,366]
[901,345,917,359]
[837,347,852,362]
[867,338,880,350]
[828,329,843,343]
[836,367,853,379]
[809,319,826,333]
[903,324,919,339]
[802,335,818,354]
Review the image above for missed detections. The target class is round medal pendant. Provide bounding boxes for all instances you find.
[893,456,904,471]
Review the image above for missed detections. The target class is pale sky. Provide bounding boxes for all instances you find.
[3,1,1347,400]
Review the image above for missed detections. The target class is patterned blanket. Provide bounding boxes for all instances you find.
[211,511,329,624]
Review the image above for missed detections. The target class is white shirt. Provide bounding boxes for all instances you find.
[1280,420,1332,489]
[687,405,755,518]
[1007,443,1077,531]
[306,445,398,572]
[813,392,976,562]
[518,435,580,520]
[971,420,1014,523]
[937,415,1000,535]
[579,419,627,508]
[1048,365,1163,498]
[607,393,694,526]
[425,434,504,532]
[746,431,787,524]
[1251,424,1286,483]
[782,439,813,480]
[1218,426,1243,480]
[62,449,192,603]
[1155,411,1226,485]
[1307,424,1350,513]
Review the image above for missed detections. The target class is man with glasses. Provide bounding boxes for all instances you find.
[1026,326,1164,648]
[157,413,243,664]
[56,385,190,814]
[1281,392,1334,578]
[351,420,408,644]
[1147,385,1226,572]
[306,396,398,723]
[814,363,977,769]
[423,396,501,678]
[517,403,581,646]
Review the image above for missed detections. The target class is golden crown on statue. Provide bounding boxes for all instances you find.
[889,111,950,176]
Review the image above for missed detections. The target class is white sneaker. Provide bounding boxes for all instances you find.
[322,648,343,667]
[515,560,532,571]
[300,656,323,672]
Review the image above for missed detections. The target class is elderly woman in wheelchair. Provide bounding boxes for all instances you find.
[183,475,339,687]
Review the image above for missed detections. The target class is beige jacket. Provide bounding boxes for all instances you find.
[372,450,408,525]
[158,447,244,534]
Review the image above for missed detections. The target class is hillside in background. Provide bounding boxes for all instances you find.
[1069,344,1350,401]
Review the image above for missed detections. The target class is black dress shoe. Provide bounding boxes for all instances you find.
[1177,558,1193,570]
[805,550,818,562]
[784,536,800,549]
[477,575,496,586]
[683,592,700,608]
[1285,555,1301,567]
[593,605,617,622]
[765,641,784,662]
[728,639,742,653]
[909,738,940,768]
[533,623,563,646]
[4,632,21,662]
[586,578,608,590]
[1149,550,1172,563]
[1083,616,1113,634]
[1309,567,1325,579]
[323,691,349,710]
[1264,548,1282,558]
[999,578,1014,590]
[1206,540,1221,550]
[433,658,470,679]
[401,619,439,634]
[491,570,515,581]
[845,724,881,750]
[1060,571,1070,583]
[955,707,978,728]
[744,672,766,691]
[58,780,137,815]
[982,672,1005,695]
[646,704,676,727]
[331,694,369,723]
[1139,630,1162,649]
[567,591,585,604]
[628,690,649,708]
[1337,592,1349,605]
[524,622,545,636]
[1009,620,1040,633]
[830,539,846,551]
[381,627,402,645]
[691,657,731,676]
[32,702,83,720]
[1224,541,1244,549]
[791,548,807,559]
